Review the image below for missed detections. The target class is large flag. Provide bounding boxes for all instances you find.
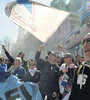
[0,75,43,100]
[5,0,69,42]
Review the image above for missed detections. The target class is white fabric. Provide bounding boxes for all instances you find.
[5,1,69,42]
[29,68,37,76]
[59,64,68,94]
[56,51,64,58]
[62,91,71,100]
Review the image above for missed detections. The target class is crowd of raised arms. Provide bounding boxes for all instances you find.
[0,33,90,100]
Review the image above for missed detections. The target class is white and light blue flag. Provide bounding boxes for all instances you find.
[5,0,69,42]
[0,75,43,100]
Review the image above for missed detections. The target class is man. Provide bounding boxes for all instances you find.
[69,33,90,100]
[35,45,63,100]
[2,45,29,71]
[59,53,77,100]
[8,57,26,80]
[75,55,81,67]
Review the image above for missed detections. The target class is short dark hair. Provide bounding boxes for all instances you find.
[75,55,80,58]
[47,51,56,57]
[0,58,3,62]
[18,52,24,55]
[47,51,52,55]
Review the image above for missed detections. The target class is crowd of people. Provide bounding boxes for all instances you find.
[0,33,90,100]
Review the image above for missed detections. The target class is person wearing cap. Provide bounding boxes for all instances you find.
[59,53,77,100]
[22,60,41,83]
[69,33,90,100]
[35,45,62,100]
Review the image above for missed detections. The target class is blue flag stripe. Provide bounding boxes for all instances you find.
[16,0,32,14]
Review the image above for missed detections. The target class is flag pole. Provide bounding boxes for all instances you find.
[42,35,52,46]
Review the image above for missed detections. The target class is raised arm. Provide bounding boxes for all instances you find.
[2,45,14,63]
[35,45,45,70]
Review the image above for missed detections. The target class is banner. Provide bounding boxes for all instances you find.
[0,75,43,100]
[5,0,69,42]
[78,2,90,26]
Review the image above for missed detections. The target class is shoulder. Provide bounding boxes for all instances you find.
[19,66,25,70]
[36,70,41,73]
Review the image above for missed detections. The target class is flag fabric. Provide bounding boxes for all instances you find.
[78,2,90,26]
[0,75,43,100]
[5,0,69,42]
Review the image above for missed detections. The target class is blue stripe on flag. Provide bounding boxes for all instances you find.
[16,0,32,14]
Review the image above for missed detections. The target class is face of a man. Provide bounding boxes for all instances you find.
[82,33,90,61]
[14,59,21,67]
[48,53,53,60]
[64,57,72,65]
[48,54,56,64]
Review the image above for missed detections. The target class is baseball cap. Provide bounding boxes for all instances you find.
[64,53,74,60]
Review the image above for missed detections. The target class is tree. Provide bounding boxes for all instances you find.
[0,36,12,57]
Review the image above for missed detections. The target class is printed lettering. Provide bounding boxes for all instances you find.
[19,85,32,100]
[77,74,88,85]
[5,88,20,100]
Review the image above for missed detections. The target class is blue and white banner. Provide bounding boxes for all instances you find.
[0,75,43,100]
[78,2,90,25]
[5,0,69,42]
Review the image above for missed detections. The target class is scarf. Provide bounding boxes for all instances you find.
[29,68,37,76]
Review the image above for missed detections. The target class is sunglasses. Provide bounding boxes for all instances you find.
[64,56,70,59]
[82,38,90,45]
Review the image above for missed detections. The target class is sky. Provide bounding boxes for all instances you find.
[0,0,18,43]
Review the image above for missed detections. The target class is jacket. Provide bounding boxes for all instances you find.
[5,51,29,71]
[69,63,90,100]
[0,64,7,82]
[23,70,41,83]
[35,51,62,94]
[8,66,26,80]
